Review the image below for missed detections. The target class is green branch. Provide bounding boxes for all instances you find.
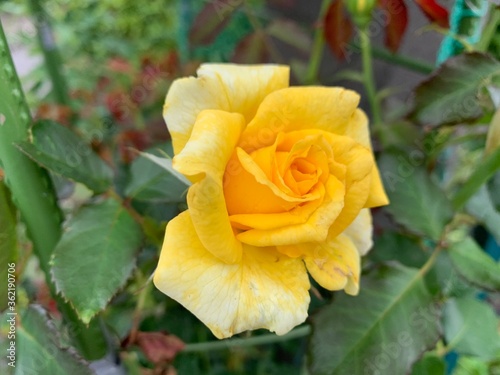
[305,0,332,84]
[349,43,434,75]
[28,0,70,106]
[359,28,382,133]
[183,325,311,353]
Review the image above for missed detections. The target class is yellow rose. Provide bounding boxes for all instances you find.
[154,64,389,339]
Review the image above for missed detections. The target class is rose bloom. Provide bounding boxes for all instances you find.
[154,64,388,339]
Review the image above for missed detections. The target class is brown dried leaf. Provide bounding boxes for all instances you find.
[136,332,185,364]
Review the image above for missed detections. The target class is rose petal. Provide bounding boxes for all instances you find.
[239,87,360,152]
[153,211,310,339]
[229,187,325,230]
[303,233,360,295]
[224,147,322,215]
[342,208,373,256]
[321,132,375,237]
[164,64,289,155]
[236,175,345,246]
[198,64,290,122]
[346,109,389,207]
[173,110,245,263]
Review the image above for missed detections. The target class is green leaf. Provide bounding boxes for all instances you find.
[15,120,113,193]
[443,297,500,360]
[125,151,190,203]
[411,353,446,375]
[308,264,440,375]
[51,199,142,323]
[16,305,93,375]
[466,186,500,244]
[0,180,16,311]
[138,150,190,186]
[370,232,428,268]
[380,153,454,240]
[448,236,500,291]
[452,357,489,375]
[409,53,500,127]
[452,147,500,209]
[426,251,476,298]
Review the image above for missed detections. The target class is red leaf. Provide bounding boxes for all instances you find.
[324,0,354,60]
[379,0,408,52]
[414,0,449,28]
[189,0,241,46]
[105,91,136,122]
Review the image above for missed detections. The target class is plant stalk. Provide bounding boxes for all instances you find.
[349,42,434,74]
[359,28,382,132]
[183,325,311,353]
[477,7,500,52]
[0,20,106,360]
[27,0,70,106]
[305,0,332,84]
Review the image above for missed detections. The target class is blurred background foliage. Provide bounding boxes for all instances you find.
[0,0,500,374]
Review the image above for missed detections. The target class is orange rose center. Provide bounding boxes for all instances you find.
[223,130,341,218]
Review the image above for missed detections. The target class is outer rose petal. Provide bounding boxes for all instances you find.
[238,87,360,152]
[164,64,289,155]
[346,109,389,208]
[343,208,373,256]
[303,233,360,295]
[153,211,311,339]
[198,64,290,123]
[173,110,245,264]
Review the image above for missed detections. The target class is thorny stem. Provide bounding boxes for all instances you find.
[0,19,107,360]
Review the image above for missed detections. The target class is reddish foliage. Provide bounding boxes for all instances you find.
[123,331,185,365]
[105,91,137,122]
[380,0,408,52]
[414,0,449,28]
[116,130,151,163]
[107,57,133,73]
[158,51,179,78]
[324,0,354,60]
[35,103,73,125]
[35,280,60,318]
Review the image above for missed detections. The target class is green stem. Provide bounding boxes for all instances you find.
[359,28,383,134]
[349,42,434,75]
[129,274,153,343]
[305,0,331,84]
[477,7,500,52]
[0,20,106,360]
[183,325,311,353]
[27,0,70,106]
